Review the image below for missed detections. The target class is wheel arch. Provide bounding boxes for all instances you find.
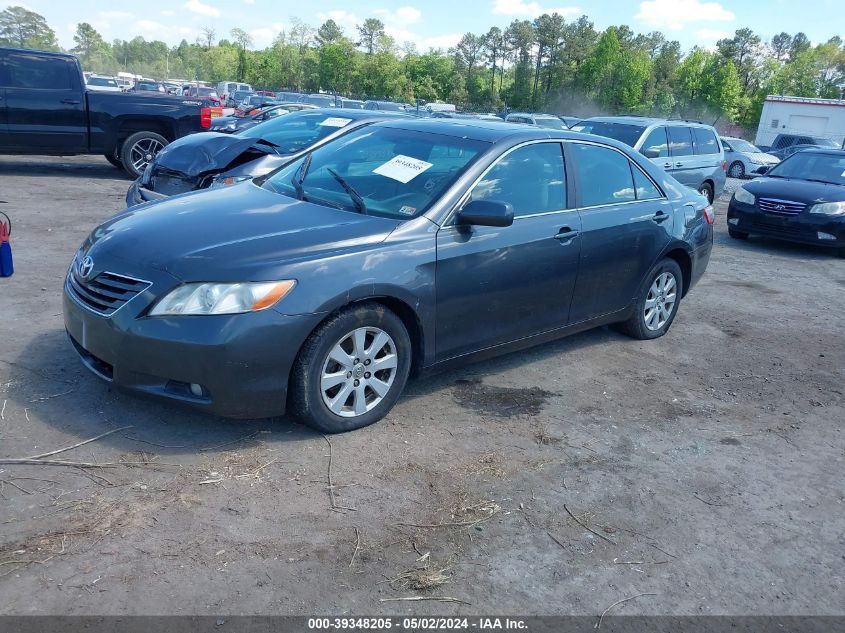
[662,246,692,298]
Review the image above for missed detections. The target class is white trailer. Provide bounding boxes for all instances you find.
[755,95,845,148]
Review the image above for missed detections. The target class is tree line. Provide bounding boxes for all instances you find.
[2,4,844,132]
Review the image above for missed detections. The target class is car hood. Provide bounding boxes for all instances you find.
[743,177,845,205]
[84,181,401,282]
[746,152,780,164]
[152,132,271,177]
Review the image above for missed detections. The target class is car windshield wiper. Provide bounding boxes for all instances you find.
[802,178,839,185]
[327,168,367,215]
[292,153,313,201]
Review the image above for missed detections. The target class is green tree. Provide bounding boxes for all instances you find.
[357,18,385,55]
[72,23,108,67]
[316,19,345,46]
[0,5,58,50]
[770,32,792,62]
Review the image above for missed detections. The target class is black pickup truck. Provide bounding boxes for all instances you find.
[0,48,211,177]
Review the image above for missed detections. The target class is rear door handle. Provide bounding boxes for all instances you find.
[663,162,672,169]
[675,162,683,168]
[554,227,580,242]
[61,99,81,105]
[652,211,670,223]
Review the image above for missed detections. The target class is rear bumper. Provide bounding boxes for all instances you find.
[727,200,845,248]
[63,273,322,419]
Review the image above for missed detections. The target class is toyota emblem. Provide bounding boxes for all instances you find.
[78,256,94,280]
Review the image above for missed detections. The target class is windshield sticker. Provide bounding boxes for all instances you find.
[319,117,353,128]
[373,155,433,183]
[398,205,416,215]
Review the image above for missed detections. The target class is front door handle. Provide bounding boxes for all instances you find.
[652,211,670,223]
[61,98,81,105]
[554,227,580,242]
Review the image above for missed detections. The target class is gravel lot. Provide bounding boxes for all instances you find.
[0,156,843,616]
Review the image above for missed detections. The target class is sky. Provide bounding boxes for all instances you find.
[10,0,845,53]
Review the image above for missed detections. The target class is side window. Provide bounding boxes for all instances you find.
[471,143,566,218]
[572,143,636,207]
[667,127,693,157]
[640,127,669,158]
[631,164,662,200]
[6,53,72,90]
[722,140,733,151]
[693,128,719,154]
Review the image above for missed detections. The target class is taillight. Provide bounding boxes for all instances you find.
[703,205,715,225]
[722,160,727,172]
[200,106,211,129]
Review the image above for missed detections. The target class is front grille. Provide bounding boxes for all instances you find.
[758,198,806,215]
[150,169,195,195]
[752,219,811,239]
[67,270,150,316]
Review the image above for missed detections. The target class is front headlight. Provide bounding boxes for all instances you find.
[733,186,755,205]
[809,201,845,216]
[149,280,296,316]
[209,175,252,189]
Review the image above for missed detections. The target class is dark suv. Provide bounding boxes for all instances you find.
[572,117,726,203]
[766,134,840,160]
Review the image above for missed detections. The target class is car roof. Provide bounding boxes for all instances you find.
[790,147,845,155]
[373,117,637,147]
[583,115,714,128]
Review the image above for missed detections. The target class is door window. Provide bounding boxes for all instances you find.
[667,127,693,157]
[692,128,719,154]
[470,143,566,217]
[6,53,72,89]
[571,143,636,206]
[641,127,669,158]
[631,164,662,200]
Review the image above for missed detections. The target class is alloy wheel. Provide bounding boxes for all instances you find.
[129,138,165,173]
[320,327,398,417]
[644,272,677,332]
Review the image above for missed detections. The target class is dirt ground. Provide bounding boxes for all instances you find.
[0,155,842,617]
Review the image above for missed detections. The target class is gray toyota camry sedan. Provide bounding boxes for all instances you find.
[64,119,713,433]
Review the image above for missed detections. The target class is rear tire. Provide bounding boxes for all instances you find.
[698,181,714,204]
[289,302,412,433]
[728,226,749,240]
[618,258,683,341]
[728,161,745,179]
[104,149,124,170]
[119,131,168,179]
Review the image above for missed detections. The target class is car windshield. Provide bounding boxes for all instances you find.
[377,102,405,112]
[534,117,567,130]
[234,91,252,101]
[136,82,161,91]
[767,152,845,185]
[238,111,360,154]
[571,121,646,148]
[727,139,761,153]
[197,87,217,96]
[812,137,839,148]
[262,126,488,219]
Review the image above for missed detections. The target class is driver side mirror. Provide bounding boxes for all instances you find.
[458,200,514,227]
[642,148,661,159]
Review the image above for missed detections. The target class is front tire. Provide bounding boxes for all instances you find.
[289,302,412,433]
[728,161,745,179]
[618,259,683,341]
[119,131,167,179]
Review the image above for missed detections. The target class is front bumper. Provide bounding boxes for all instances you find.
[63,271,322,419]
[126,179,170,208]
[727,200,845,248]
